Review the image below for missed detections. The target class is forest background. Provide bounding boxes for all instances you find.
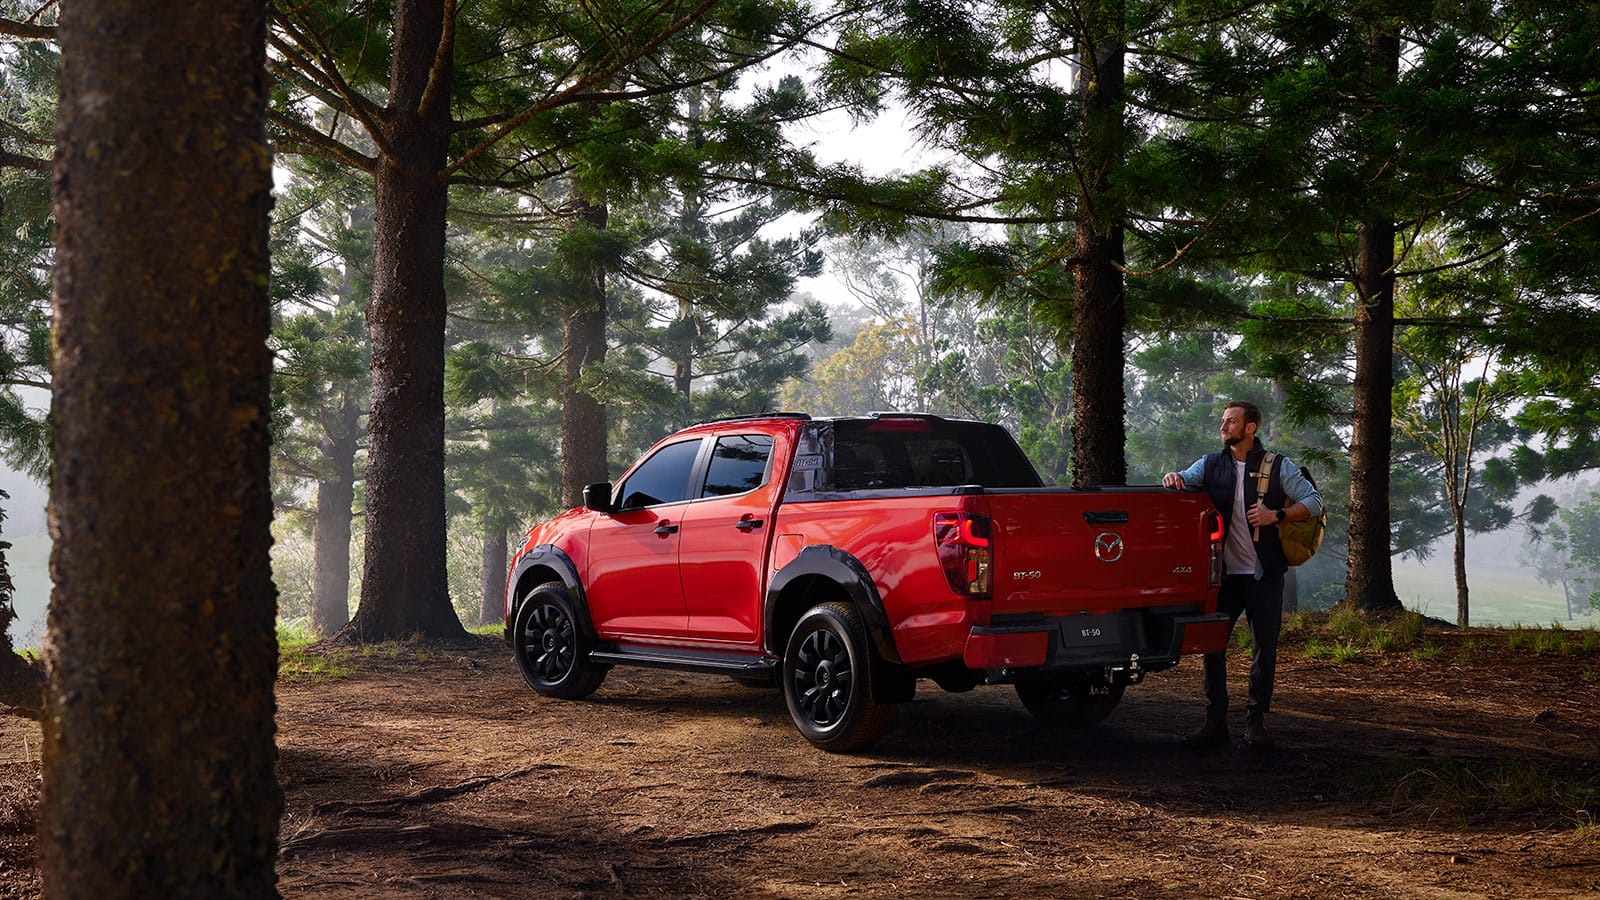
[5,1,1600,892]
[4,1,1600,644]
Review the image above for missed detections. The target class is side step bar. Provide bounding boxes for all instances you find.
[589,644,778,676]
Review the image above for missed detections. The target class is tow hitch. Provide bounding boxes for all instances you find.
[1107,653,1145,685]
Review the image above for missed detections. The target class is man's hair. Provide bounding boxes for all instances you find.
[1226,400,1262,428]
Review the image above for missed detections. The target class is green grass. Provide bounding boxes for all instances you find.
[278,646,356,683]
[1358,757,1599,830]
[1330,641,1363,663]
[1392,551,1576,626]
[277,619,318,648]
[1327,605,1368,641]
[1303,636,1333,659]
[1504,623,1595,656]
[1411,642,1444,662]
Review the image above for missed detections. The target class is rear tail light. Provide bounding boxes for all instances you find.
[934,511,992,597]
[1204,509,1224,588]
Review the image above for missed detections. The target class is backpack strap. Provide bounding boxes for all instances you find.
[1252,452,1277,541]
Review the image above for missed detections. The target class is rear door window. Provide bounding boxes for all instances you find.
[700,434,774,498]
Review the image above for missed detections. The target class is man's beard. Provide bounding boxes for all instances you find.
[1223,435,1244,447]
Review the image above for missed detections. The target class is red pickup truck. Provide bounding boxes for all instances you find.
[506,413,1231,751]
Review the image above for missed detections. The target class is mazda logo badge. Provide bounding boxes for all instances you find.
[1094,532,1124,563]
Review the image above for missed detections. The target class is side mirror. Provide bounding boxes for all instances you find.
[582,481,615,514]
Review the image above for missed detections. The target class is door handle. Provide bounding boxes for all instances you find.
[735,518,764,532]
[654,522,679,535]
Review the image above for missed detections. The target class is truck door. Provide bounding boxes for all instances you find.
[677,432,782,645]
[584,437,703,638]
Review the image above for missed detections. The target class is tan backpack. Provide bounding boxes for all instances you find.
[1256,452,1326,566]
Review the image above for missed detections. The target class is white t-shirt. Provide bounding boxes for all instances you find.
[1224,458,1259,575]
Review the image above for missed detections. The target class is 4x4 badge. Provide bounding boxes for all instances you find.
[1094,532,1124,563]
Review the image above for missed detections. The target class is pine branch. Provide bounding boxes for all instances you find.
[270,10,394,161]
[417,0,458,123]
[270,111,378,173]
[0,148,49,173]
[0,16,53,40]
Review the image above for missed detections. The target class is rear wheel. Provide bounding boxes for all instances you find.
[1015,679,1125,727]
[782,602,893,752]
[512,581,607,700]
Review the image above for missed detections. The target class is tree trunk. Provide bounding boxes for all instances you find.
[1068,16,1128,489]
[561,193,610,508]
[43,1,281,894]
[479,511,508,627]
[311,396,361,636]
[1345,28,1402,613]
[1453,516,1470,627]
[348,0,466,640]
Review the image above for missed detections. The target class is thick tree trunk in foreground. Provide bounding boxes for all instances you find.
[561,195,610,508]
[349,0,466,640]
[1345,29,1402,614]
[311,398,360,636]
[44,0,281,894]
[1068,19,1128,489]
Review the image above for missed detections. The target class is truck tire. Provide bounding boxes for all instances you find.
[1014,680,1125,727]
[782,602,894,752]
[512,581,608,700]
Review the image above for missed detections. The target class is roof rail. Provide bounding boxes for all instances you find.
[687,411,812,428]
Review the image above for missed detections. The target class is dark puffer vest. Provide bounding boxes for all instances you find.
[1201,443,1289,576]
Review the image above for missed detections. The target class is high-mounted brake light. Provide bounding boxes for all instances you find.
[1203,509,1224,588]
[933,511,992,597]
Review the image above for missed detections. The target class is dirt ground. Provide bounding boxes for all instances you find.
[0,625,1596,898]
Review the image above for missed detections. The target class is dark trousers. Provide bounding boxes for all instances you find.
[1203,572,1284,723]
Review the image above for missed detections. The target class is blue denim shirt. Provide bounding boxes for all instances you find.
[1176,454,1325,518]
[1176,451,1326,579]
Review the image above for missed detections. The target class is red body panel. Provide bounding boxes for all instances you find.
[508,416,1221,671]
[984,491,1222,617]
[769,494,986,665]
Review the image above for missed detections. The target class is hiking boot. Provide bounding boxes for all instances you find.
[1184,720,1229,748]
[1243,718,1275,750]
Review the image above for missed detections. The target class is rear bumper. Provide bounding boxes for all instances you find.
[962,609,1232,673]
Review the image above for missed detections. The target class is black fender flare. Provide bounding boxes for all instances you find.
[506,545,596,640]
[764,545,901,665]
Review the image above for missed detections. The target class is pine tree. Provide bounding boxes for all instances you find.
[42,0,281,892]
[267,0,821,639]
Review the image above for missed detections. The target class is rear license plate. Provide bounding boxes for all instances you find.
[1061,615,1122,648]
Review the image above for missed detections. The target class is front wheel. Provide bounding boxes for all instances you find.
[782,602,894,752]
[512,582,607,700]
[1015,679,1126,727]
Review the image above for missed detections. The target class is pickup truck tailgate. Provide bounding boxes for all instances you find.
[985,489,1217,616]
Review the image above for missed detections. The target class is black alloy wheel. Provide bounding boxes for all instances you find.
[512,581,607,700]
[782,601,893,752]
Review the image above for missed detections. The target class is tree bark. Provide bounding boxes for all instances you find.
[1345,27,1402,613]
[347,0,466,640]
[478,511,507,627]
[1068,14,1128,489]
[311,395,361,636]
[560,193,610,508]
[44,0,281,894]
[1453,518,1470,627]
